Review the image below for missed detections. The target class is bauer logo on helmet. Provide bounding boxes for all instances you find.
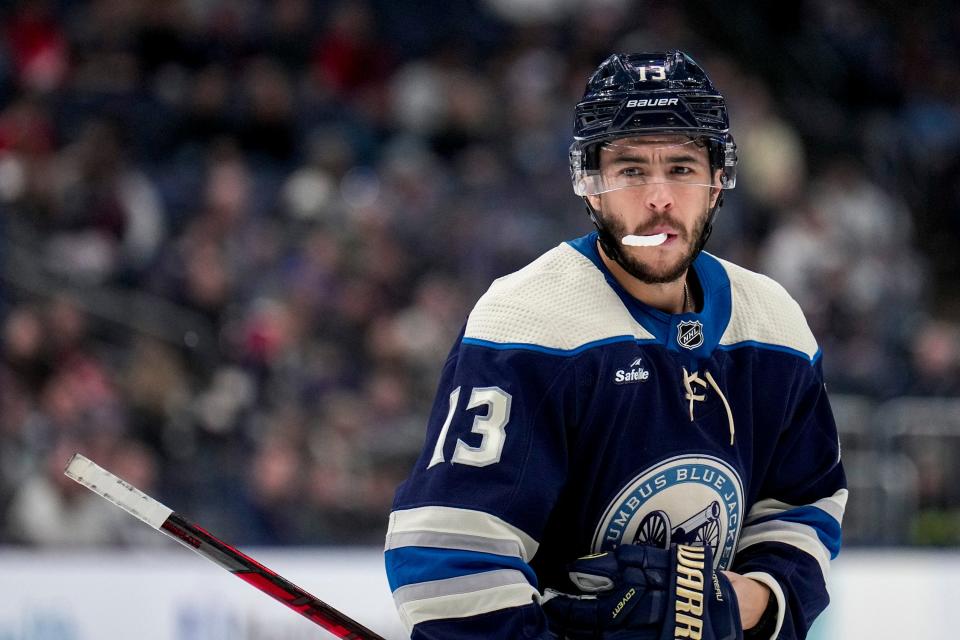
[625,98,679,108]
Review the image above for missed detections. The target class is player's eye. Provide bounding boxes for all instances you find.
[671,165,693,175]
[620,167,644,178]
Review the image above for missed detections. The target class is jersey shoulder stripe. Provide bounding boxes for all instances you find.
[714,256,820,363]
[464,242,654,351]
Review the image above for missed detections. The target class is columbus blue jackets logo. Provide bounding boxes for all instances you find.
[592,455,743,570]
[676,320,704,350]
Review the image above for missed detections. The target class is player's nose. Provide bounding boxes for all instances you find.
[643,180,674,212]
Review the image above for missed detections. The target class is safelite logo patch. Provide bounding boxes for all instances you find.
[614,357,650,384]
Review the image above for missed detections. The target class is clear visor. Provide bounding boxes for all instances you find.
[570,137,737,197]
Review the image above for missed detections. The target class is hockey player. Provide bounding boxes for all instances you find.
[385,51,846,640]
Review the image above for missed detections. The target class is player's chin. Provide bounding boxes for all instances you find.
[638,250,694,281]
[629,260,686,284]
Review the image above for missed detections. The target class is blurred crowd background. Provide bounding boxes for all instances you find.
[1,0,958,549]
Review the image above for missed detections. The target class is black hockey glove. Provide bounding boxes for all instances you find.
[542,543,742,640]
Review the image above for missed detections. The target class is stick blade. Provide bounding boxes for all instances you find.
[64,453,173,529]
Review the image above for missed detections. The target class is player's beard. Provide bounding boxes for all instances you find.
[596,204,710,285]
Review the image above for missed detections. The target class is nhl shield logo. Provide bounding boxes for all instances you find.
[676,320,704,350]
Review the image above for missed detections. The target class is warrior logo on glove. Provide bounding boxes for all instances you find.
[674,544,711,639]
[542,543,743,640]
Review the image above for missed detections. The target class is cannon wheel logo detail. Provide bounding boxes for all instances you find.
[592,455,743,570]
[677,320,704,350]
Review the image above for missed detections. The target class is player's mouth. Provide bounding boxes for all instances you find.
[622,228,682,247]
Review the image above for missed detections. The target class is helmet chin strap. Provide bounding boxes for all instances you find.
[694,193,721,257]
[583,198,630,272]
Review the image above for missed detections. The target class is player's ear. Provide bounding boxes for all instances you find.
[709,169,723,208]
[709,187,720,209]
[586,194,602,211]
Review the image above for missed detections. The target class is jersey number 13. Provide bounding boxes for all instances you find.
[427,386,512,469]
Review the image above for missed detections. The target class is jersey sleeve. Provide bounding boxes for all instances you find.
[385,330,577,639]
[732,356,847,640]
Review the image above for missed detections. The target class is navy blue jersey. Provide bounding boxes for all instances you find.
[385,233,846,640]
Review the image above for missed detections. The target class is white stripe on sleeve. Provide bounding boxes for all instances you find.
[736,520,831,578]
[386,506,539,562]
[745,488,848,525]
[397,578,539,632]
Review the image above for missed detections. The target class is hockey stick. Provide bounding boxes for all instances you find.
[64,453,386,640]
